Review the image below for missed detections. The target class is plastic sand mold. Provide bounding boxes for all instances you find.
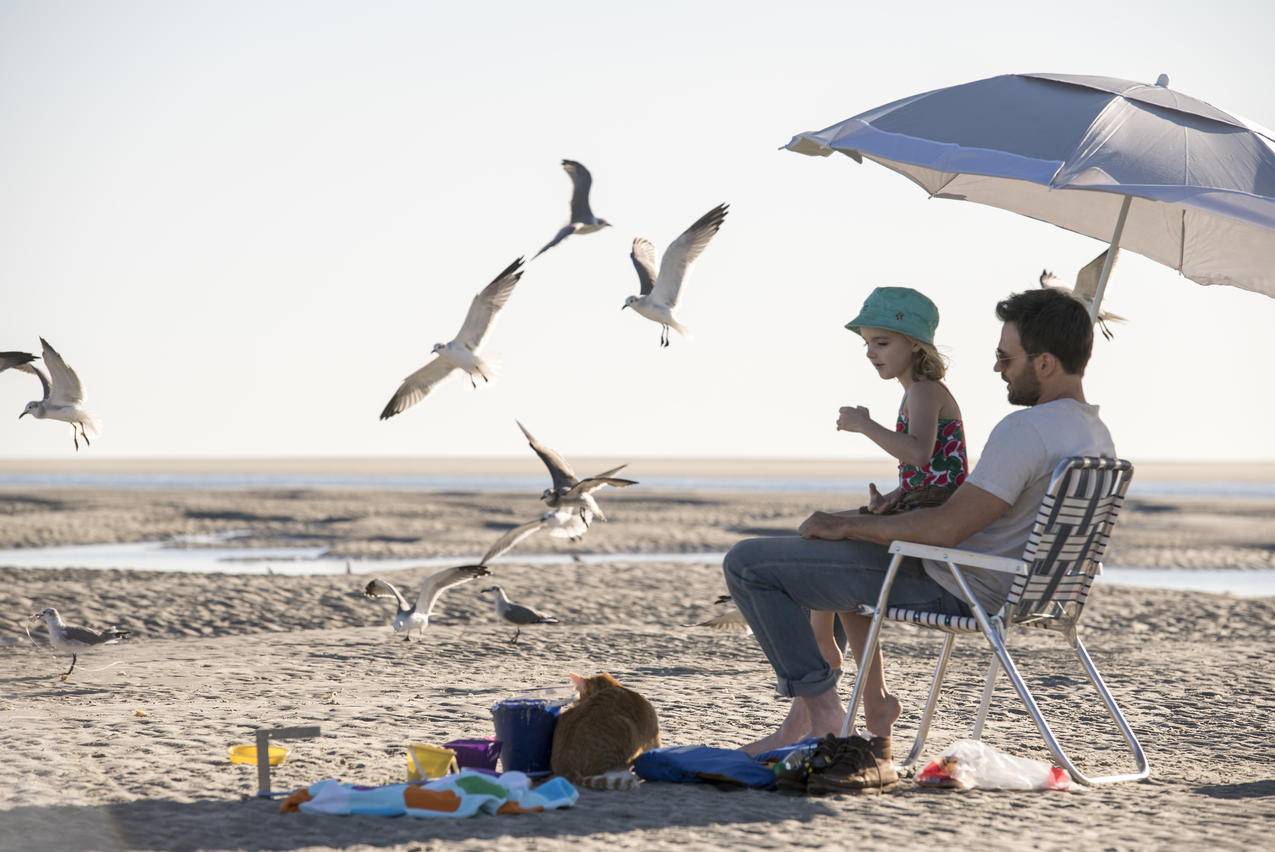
[229,744,289,766]
[406,744,460,781]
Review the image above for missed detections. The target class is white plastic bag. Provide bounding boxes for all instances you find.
[916,739,1073,791]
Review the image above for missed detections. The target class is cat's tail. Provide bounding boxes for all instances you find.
[578,767,640,791]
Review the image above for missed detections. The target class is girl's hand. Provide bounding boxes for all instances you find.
[837,405,872,433]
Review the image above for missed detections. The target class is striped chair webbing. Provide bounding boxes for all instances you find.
[1006,458,1133,624]
[882,606,980,633]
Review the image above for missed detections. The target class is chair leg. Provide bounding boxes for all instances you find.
[971,625,1004,740]
[839,553,903,738]
[900,632,956,768]
[944,565,1149,785]
[982,628,1149,785]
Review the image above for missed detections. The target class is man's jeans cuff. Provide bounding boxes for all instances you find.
[777,667,842,698]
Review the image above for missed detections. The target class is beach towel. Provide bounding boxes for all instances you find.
[278,770,579,818]
[633,745,777,789]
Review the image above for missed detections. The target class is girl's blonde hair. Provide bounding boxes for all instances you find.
[911,340,947,381]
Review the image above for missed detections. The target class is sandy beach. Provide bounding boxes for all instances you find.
[1,480,1273,850]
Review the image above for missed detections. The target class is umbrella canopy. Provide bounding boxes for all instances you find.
[786,73,1275,304]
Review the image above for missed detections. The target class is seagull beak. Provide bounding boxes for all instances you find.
[620,304,628,311]
[18,411,27,419]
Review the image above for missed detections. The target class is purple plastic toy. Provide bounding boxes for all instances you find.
[443,737,503,771]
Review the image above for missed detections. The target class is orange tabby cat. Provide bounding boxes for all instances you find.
[550,672,661,790]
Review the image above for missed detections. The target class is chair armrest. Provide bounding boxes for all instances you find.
[888,540,1027,576]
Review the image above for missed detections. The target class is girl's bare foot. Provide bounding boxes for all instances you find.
[740,699,810,756]
[863,692,902,738]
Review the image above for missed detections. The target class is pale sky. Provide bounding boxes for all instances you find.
[2,0,1273,462]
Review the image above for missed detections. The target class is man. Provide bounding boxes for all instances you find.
[723,287,1114,792]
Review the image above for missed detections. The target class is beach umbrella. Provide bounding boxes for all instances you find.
[785,73,1275,316]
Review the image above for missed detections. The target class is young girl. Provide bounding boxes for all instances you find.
[811,285,969,672]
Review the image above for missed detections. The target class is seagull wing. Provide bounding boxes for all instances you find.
[455,257,525,348]
[415,564,491,616]
[364,577,410,611]
[505,602,559,625]
[63,625,119,645]
[565,469,637,498]
[563,159,595,223]
[39,338,85,405]
[13,362,51,401]
[1074,249,1115,301]
[516,420,578,492]
[481,518,548,565]
[0,351,37,373]
[379,357,456,420]
[534,225,574,259]
[630,239,657,296]
[695,608,752,633]
[652,203,729,308]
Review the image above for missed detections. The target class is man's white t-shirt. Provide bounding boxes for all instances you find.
[923,398,1115,612]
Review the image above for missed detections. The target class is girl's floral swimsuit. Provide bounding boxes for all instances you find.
[889,412,969,511]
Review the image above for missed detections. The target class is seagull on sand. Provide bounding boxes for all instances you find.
[1040,249,1127,340]
[380,258,526,420]
[623,203,729,347]
[363,564,491,641]
[30,608,129,680]
[516,420,636,533]
[13,339,100,450]
[479,585,559,643]
[534,160,611,258]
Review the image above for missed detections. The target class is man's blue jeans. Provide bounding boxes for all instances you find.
[723,536,971,698]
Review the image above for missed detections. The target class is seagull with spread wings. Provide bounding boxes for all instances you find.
[534,160,611,258]
[516,420,636,532]
[1040,249,1128,340]
[363,564,491,641]
[623,203,729,347]
[380,257,525,419]
[30,607,129,680]
[14,339,100,450]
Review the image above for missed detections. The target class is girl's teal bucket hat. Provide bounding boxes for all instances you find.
[846,287,939,345]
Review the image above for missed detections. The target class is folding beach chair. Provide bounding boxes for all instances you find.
[839,456,1149,785]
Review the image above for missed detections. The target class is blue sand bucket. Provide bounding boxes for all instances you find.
[490,698,560,774]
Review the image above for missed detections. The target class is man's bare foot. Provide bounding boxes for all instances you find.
[863,693,901,738]
[803,688,847,739]
[740,699,810,756]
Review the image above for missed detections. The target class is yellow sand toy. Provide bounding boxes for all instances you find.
[228,743,290,766]
[406,743,459,781]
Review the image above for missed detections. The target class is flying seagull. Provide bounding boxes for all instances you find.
[14,339,100,450]
[380,257,526,419]
[516,420,636,533]
[534,160,611,258]
[363,564,491,641]
[30,607,129,680]
[479,585,559,643]
[1040,249,1127,340]
[623,203,729,347]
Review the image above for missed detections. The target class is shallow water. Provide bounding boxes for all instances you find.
[1,471,1272,500]
[0,538,1272,596]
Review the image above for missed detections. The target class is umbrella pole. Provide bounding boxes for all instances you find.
[1090,195,1132,320]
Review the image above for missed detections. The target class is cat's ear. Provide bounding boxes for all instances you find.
[568,672,586,694]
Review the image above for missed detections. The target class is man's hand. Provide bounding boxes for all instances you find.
[798,510,854,541]
[837,405,872,433]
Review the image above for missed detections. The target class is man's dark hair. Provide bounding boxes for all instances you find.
[995,288,1093,376]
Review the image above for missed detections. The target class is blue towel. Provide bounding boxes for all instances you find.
[633,745,777,789]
